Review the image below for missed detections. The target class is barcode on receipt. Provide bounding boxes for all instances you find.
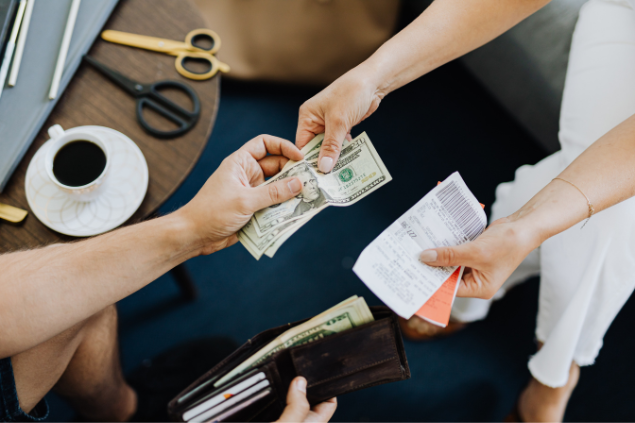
[436,181,484,241]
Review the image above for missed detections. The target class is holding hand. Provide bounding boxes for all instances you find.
[296,69,384,173]
[176,135,305,255]
[277,377,337,423]
[420,217,540,299]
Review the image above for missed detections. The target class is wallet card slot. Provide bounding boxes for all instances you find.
[172,324,296,412]
[290,317,401,388]
[252,361,287,420]
[215,388,275,422]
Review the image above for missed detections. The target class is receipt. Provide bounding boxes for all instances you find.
[353,172,486,319]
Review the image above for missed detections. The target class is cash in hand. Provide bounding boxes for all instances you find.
[238,132,391,259]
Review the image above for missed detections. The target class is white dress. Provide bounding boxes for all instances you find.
[450,0,635,388]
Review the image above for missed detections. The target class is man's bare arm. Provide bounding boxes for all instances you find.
[0,135,305,359]
[0,215,200,358]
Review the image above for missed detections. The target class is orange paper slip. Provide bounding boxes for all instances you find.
[415,266,464,327]
[415,182,484,327]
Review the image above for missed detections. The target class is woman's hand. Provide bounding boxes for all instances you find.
[419,217,540,299]
[276,377,337,423]
[296,67,384,174]
[176,135,304,256]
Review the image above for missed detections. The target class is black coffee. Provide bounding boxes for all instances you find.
[53,141,107,187]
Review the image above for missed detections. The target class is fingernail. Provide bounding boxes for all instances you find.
[288,179,302,194]
[420,250,437,263]
[319,157,333,173]
[295,377,307,393]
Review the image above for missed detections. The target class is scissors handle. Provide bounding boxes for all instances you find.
[102,29,223,56]
[174,52,230,81]
[137,80,201,139]
[184,28,222,55]
[101,30,188,54]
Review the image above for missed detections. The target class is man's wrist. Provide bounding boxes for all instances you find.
[161,211,206,260]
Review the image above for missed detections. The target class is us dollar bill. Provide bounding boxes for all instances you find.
[252,161,329,236]
[263,216,313,258]
[237,215,312,260]
[261,135,354,258]
[214,296,374,387]
[243,132,390,243]
[239,132,389,259]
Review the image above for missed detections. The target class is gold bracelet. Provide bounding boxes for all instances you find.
[553,177,595,228]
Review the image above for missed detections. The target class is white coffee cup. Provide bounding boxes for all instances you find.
[45,124,110,202]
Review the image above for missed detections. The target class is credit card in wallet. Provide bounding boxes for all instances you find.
[188,378,271,422]
[208,388,272,422]
[183,371,267,421]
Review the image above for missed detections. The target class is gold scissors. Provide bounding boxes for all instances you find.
[101,29,230,81]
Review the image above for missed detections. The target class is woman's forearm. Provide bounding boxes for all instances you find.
[511,114,635,246]
[361,0,551,96]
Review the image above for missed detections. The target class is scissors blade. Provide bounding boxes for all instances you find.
[83,55,142,96]
[101,30,191,56]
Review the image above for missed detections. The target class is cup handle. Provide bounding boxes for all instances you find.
[48,124,65,140]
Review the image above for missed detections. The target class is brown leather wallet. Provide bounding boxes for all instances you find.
[168,306,410,422]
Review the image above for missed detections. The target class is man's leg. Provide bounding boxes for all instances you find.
[11,305,136,422]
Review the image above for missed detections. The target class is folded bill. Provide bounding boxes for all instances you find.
[239,132,391,259]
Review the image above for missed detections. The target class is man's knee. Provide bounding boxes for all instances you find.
[84,304,118,335]
[11,304,119,413]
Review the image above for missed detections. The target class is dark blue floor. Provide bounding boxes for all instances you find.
[46,61,635,421]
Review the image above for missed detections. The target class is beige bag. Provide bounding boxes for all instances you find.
[194,0,400,85]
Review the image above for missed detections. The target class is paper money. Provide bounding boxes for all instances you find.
[261,135,355,257]
[252,161,328,235]
[239,132,391,259]
[237,218,303,260]
[263,216,313,258]
[214,296,374,387]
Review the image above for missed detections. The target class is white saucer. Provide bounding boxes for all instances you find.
[26,126,149,237]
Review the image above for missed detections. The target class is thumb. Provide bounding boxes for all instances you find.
[277,377,310,422]
[251,177,302,212]
[419,243,473,267]
[318,118,349,173]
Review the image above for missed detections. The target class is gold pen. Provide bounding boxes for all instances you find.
[0,202,28,223]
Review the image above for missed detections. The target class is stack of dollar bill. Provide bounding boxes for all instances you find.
[238,132,392,259]
[214,296,374,387]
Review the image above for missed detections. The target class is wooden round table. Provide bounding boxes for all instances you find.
[0,0,219,258]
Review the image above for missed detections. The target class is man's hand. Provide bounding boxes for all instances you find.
[176,135,304,255]
[276,377,337,423]
[419,217,540,299]
[0,135,303,358]
[296,68,383,174]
